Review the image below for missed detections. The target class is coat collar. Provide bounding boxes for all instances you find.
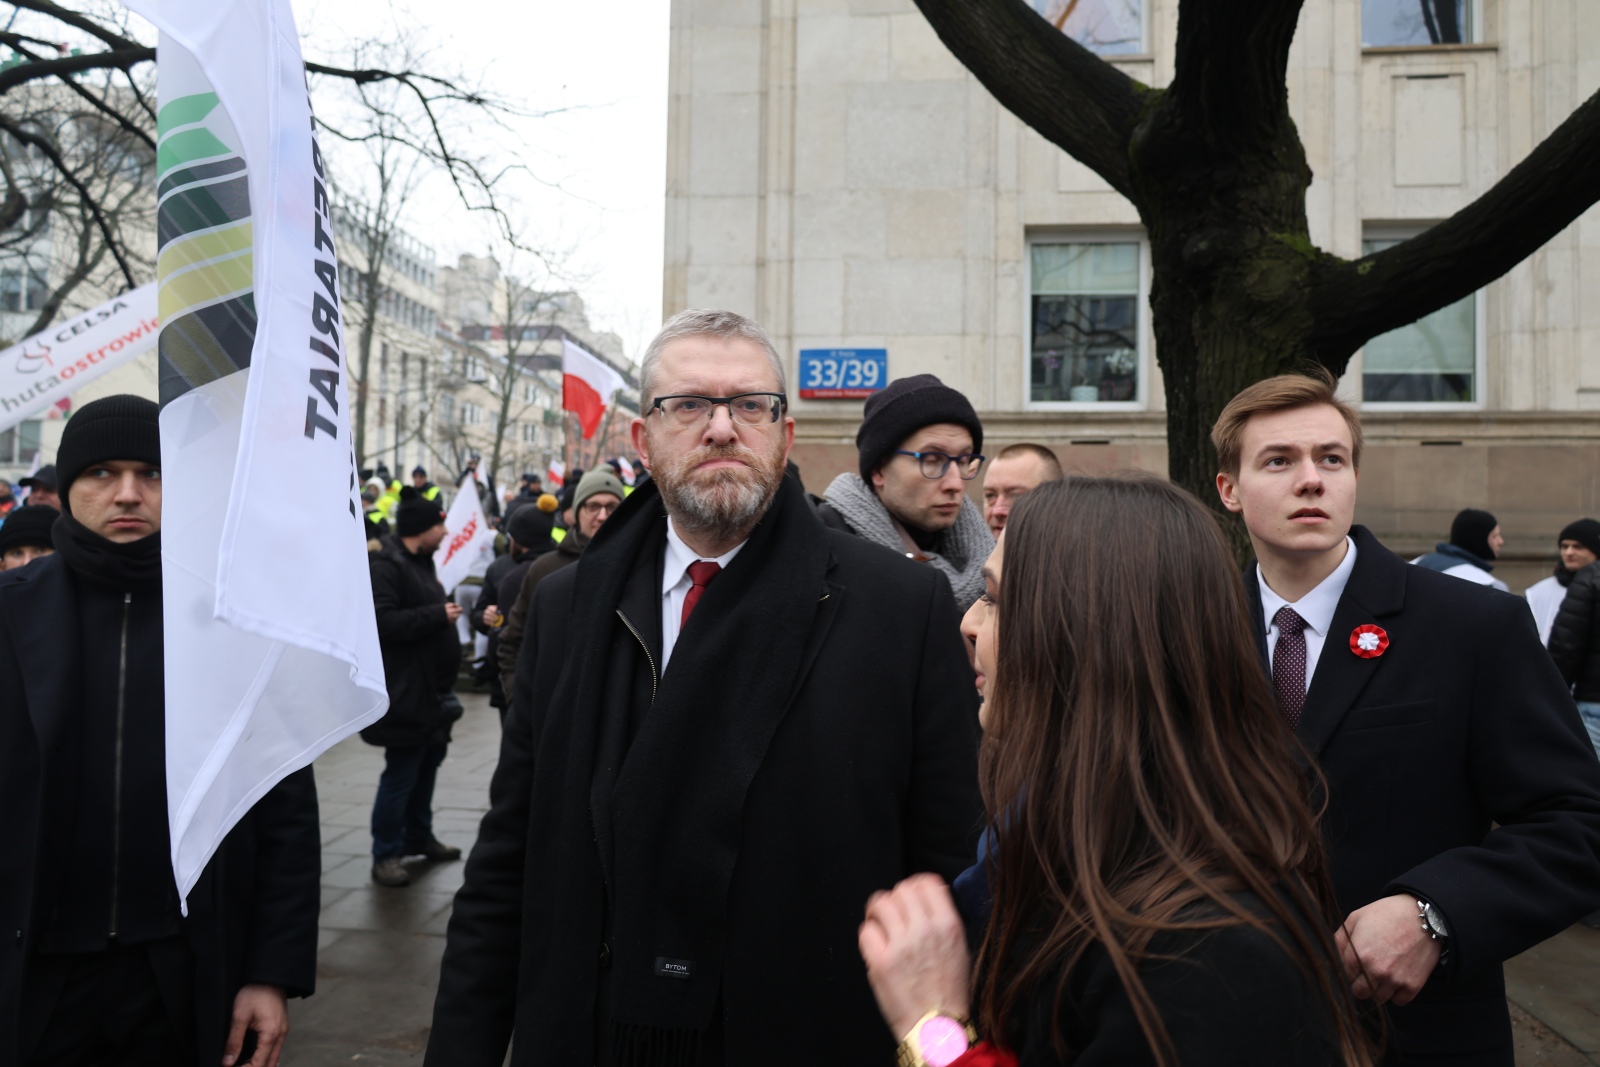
[0,554,82,754]
[1249,525,1406,753]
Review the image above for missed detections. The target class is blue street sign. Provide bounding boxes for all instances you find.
[797,348,888,399]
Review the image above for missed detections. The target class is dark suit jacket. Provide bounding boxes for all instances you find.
[428,487,983,1066]
[1249,526,1600,1064]
[0,554,321,1065]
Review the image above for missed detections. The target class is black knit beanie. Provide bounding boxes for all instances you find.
[1559,518,1600,559]
[396,486,445,537]
[507,501,554,546]
[1450,508,1500,562]
[0,504,60,556]
[56,394,161,500]
[855,374,983,484]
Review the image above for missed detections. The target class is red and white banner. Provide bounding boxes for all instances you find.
[562,338,625,440]
[547,458,566,488]
[434,477,494,596]
[614,456,636,486]
[0,283,158,433]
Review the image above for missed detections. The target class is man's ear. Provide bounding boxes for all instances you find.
[630,417,650,470]
[1215,471,1244,515]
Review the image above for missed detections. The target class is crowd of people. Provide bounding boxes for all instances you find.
[3,309,1600,1067]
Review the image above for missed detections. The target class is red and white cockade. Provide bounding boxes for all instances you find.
[1349,624,1390,659]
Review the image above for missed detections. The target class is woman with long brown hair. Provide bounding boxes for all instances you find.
[859,474,1373,1066]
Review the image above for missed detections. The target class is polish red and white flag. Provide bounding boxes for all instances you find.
[562,338,626,440]
[547,458,566,488]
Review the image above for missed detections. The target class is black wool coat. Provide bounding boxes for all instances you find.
[1548,561,1600,702]
[1008,899,1347,1066]
[0,553,321,1065]
[427,479,983,1067]
[1249,527,1600,1066]
[363,533,463,748]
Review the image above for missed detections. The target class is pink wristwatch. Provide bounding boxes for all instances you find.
[897,1011,977,1067]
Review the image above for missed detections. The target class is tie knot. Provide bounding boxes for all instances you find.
[687,560,721,589]
[1274,606,1307,636]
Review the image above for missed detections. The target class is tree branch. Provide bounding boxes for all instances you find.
[0,45,151,95]
[910,0,1145,198]
[1168,0,1305,154]
[1309,83,1600,364]
[7,0,139,52]
[1,38,157,152]
[0,114,135,287]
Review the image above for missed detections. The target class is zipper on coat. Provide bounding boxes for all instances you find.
[615,609,658,704]
[109,590,131,940]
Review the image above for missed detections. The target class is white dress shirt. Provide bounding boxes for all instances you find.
[1257,537,1358,693]
[660,518,747,673]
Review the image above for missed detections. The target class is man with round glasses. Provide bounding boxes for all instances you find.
[428,309,981,1067]
[819,374,994,611]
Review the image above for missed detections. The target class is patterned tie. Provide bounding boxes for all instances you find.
[1273,606,1309,728]
[680,560,722,628]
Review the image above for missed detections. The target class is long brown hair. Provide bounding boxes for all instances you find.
[974,474,1371,1066]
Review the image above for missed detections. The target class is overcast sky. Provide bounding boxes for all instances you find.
[293,0,671,363]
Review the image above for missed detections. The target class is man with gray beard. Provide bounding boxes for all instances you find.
[427,309,982,1067]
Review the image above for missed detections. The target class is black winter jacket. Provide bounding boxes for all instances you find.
[362,534,462,747]
[1550,561,1600,702]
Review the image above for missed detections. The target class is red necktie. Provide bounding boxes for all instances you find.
[1273,606,1308,727]
[680,560,721,628]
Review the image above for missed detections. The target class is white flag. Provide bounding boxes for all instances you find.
[126,0,388,903]
[0,283,158,433]
[434,479,493,596]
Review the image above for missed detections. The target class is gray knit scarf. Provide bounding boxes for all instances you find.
[822,472,993,611]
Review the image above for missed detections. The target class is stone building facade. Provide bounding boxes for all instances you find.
[664,0,1600,590]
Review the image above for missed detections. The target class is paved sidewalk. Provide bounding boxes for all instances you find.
[283,690,1600,1065]
[283,691,504,1067]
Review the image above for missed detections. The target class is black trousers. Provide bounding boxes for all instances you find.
[22,938,195,1067]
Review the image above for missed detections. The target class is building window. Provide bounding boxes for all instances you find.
[1028,240,1142,405]
[439,394,455,427]
[521,421,539,444]
[461,401,483,426]
[0,266,49,312]
[0,418,41,463]
[1360,236,1477,404]
[1032,0,1143,56]
[522,380,538,404]
[1363,0,1471,47]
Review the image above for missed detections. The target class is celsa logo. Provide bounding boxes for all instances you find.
[14,342,53,375]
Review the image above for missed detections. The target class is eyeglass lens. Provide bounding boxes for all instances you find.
[658,395,781,426]
[917,453,982,480]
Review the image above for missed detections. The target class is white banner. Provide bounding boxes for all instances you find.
[0,284,158,433]
[127,0,388,903]
[434,478,493,596]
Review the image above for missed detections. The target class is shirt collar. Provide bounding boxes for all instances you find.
[1257,536,1358,636]
[662,518,748,596]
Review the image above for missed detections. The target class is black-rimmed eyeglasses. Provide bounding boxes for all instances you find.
[894,450,986,480]
[647,393,788,428]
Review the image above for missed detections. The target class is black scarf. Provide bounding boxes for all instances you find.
[529,476,831,1066]
[1556,562,1577,587]
[52,511,162,588]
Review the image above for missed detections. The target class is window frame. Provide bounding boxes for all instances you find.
[1360,0,1483,49]
[1034,0,1149,58]
[1023,230,1151,413]
[1357,225,1486,412]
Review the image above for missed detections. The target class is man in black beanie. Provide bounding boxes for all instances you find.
[470,497,557,716]
[1412,507,1510,592]
[362,486,465,887]
[818,374,994,610]
[0,394,320,1067]
[1525,518,1600,645]
[0,503,59,570]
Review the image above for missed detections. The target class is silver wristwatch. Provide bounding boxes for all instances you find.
[1416,898,1450,941]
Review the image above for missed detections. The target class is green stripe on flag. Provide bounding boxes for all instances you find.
[156,222,253,278]
[157,127,233,176]
[157,91,220,133]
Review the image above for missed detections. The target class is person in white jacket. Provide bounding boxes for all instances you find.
[1526,519,1600,645]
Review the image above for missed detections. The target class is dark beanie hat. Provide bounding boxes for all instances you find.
[0,504,60,557]
[1559,518,1600,559]
[507,501,554,547]
[396,486,445,538]
[1450,508,1500,562]
[855,374,983,484]
[56,394,160,495]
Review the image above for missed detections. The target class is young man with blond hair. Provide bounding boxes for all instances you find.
[1214,369,1600,1067]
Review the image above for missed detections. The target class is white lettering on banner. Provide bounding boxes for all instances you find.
[0,283,159,431]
